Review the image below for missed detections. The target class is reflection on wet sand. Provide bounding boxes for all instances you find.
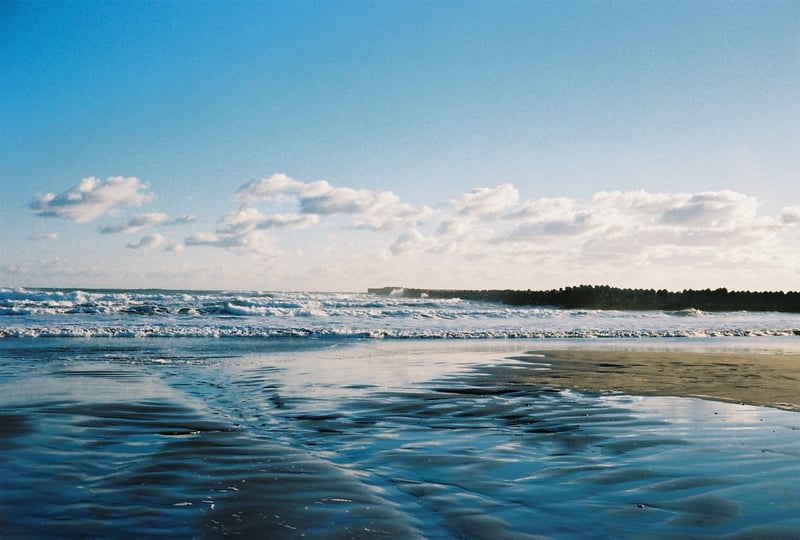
[1,340,799,538]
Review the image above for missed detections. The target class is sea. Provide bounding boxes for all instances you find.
[1,287,799,539]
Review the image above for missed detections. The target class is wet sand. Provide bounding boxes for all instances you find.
[2,339,800,538]
[495,349,800,412]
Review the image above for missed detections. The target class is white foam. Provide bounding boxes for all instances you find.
[1,288,798,344]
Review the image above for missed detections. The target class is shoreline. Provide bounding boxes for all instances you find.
[488,349,800,412]
[3,338,800,537]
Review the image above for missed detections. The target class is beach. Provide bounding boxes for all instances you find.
[2,336,799,539]
[494,348,800,412]
[2,289,800,538]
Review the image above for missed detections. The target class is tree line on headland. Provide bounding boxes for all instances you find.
[367,285,800,313]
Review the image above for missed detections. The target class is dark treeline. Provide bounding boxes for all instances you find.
[368,285,800,313]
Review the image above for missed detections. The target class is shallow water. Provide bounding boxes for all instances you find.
[1,338,799,539]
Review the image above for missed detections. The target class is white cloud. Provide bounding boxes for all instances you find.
[453,184,519,219]
[173,176,799,289]
[508,196,579,222]
[184,232,221,245]
[389,229,440,256]
[779,206,800,225]
[184,207,318,256]
[165,215,197,226]
[234,173,428,232]
[99,212,196,235]
[28,232,59,241]
[164,242,185,252]
[298,182,384,214]
[505,211,597,240]
[126,233,166,250]
[658,190,758,229]
[437,184,519,238]
[295,180,425,231]
[235,173,305,204]
[393,188,798,288]
[30,176,154,223]
[190,173,432,258]
[218,207,319,234]
[185,229,282,257]
[99,212,169,234]
[493,189,776,248]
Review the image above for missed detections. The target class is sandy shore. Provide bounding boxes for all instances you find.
[3,339,800,537]
[497,349,800,412]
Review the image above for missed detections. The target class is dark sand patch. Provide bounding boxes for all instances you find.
[500,350,800,411]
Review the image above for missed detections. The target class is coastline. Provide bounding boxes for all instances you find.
[491,349,800,412]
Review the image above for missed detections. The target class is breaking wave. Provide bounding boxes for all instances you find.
[2,326,799,340]
[1,287,799,340]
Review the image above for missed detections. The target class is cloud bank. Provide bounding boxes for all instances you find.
[183,174,799,289]
[26,173,800,290]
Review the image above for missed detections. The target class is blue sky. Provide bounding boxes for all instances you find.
[2,0,798,291]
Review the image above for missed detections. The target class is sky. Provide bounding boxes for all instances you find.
[1,0,798,292]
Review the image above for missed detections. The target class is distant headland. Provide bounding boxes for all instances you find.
[368,285,800,313]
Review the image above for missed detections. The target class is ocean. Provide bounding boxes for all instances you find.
[2,287,800,340]
[1,288,799,538]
